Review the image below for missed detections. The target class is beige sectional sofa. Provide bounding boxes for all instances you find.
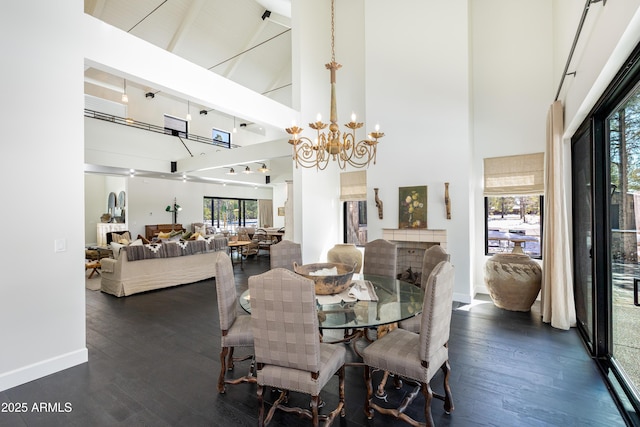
[100,237,227,297]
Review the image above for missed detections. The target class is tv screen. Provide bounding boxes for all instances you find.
[212,128,231,147]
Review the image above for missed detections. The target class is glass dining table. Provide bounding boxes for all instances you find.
[239,274,424,361]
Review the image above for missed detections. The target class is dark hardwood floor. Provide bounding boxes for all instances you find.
[0,255,625,426]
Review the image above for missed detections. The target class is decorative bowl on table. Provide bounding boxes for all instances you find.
[293,262,355,295]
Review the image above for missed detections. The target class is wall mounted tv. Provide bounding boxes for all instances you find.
[164,114,188,138]
[212,128,231,148]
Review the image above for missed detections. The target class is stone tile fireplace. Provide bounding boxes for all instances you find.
[382,229,448,283]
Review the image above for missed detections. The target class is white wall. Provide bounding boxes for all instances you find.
[364,0,473,302]
[470,0,554,294]
[0,0,87,391]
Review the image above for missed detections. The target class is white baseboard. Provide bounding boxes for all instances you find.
[0,348,88,392]
[453,292,472,304]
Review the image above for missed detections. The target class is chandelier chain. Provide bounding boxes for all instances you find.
[330,0,335,63]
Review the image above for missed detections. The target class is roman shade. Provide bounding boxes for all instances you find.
[483,153,544,196]
[339,171,367,201]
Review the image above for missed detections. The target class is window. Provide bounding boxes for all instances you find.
[485,195,543,258]
[483,153,544,258]
[340,171,367,245]
[344,201,367,245]
[203,197,257,232]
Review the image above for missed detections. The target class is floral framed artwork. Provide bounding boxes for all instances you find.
[399,186,427,229]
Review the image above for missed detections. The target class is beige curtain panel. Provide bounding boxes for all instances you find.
[339,171,367,201]
[484,153,545,196]
[541,100,576,330]
[258,199,273,228]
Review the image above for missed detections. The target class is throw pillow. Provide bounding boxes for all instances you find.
[195,225,207,236]
[182,231,193,240]
[130,239,143,246]
[158,231,171,239]
[137,234,150,244]
[113,231,131,243]
[169,230,182,238]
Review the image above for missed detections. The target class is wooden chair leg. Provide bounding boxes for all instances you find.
[218,347,229,393]
[441,360,454,414]
[310,395,319,427]
[364,365,374,419]
[421,382,435,427]
[227,346,235,370]
[338,366,346,417]
[257,385,265,427]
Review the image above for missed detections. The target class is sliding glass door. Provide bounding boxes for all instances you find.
[571,43,640,425]
[607,88,640,408]
[572,127,594,351]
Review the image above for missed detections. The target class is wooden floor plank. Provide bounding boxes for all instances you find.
[0,255,625,426]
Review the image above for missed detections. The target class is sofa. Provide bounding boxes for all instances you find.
[100,237,228,297]
[144,224,186,241]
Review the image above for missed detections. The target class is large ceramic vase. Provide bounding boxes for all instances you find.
[327,244,363,273]
[484,253,542,312]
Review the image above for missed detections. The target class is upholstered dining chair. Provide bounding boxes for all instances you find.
[215,252,256,393]
[249,268,346,427]
[363,261,455,427]
[398,245,451,333]
[269,240,302,271]
[363,239,398,278]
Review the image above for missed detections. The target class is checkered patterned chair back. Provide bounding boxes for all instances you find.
[363,239,397,278]
[249,268,320,373]
[270,240,302,271]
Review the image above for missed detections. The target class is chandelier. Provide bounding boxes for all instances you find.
[285,0,384,170]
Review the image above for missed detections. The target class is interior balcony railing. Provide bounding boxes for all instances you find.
[84,109,239,149]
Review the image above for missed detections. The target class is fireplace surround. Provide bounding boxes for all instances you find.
[382,229,448,283]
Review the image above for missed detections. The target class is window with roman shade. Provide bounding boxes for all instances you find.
[339,171,367,201]
[483,152,544,196]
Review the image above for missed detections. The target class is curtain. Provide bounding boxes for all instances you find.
[258,199,273,228]
[541,100,576,330]
[484,153,544,196]
[340,171,367,201]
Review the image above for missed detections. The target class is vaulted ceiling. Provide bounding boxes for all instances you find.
[84,0,294,186]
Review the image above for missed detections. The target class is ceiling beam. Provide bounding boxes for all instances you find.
[176,139,292,173]
[166,0,206,53]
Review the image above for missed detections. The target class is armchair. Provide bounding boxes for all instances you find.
[363,261,455,426]
[398,245,451,333]
[249,268,346,426]
[215,252,256,393]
